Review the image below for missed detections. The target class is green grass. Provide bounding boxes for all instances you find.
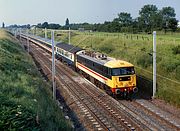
[32,29,180,107]
[0,29,72,130]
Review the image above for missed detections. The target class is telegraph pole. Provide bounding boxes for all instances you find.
[15,29,17,37]
[26,29,30,53]
[69,27,71,44]
[19,28,21,42]
[45,28,47,39]
[33,28,35,36]
[26,28,28,35]
[27,36,30,53]
[51,30,56,100]
[153,31,156,98]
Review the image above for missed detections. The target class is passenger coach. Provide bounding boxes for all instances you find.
[55,43,83,67]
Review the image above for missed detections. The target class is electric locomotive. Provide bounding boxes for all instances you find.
[76,51,137,97]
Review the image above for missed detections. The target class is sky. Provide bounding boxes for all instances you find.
[0,0,180,26]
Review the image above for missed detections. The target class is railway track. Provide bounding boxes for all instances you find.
[19,36,180,131]
[135,99,180,127]
[119,100,180,130]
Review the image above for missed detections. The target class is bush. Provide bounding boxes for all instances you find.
[137,53,152,68]
[175,65,180,79]
[160,58,180,72]
[172,45,180,55]
[156,88,180,107]
[0,94,39,130]
[98,44,115,54]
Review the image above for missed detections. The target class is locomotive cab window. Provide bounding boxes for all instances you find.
[111,67,135,76]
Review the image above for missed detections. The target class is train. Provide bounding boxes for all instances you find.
[19,34,138,98]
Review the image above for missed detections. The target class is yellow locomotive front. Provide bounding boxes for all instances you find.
[105,60,138,97]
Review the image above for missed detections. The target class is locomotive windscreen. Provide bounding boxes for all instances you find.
[111,67,135,76]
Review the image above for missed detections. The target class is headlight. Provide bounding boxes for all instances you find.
[133,87,138,93]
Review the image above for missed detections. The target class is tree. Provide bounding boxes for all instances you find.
[160,7,177,32]
[48,23,61,29]
[41,22,48,28]
[2,22,5,28]
[36,23,42,28]
[160,7,175,20]
[117,12,132,27]
[110,21,121,32]
[65,18,69,27]
[57,5,178,33]
[168,18,178,32]
[139,4,158,32]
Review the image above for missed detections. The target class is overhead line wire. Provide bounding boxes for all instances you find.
[135,66,180,85]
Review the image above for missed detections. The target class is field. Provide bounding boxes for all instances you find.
[32,28,180,107]
[0,29,72,130]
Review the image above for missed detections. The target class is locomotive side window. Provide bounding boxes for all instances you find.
[103,67,108,74]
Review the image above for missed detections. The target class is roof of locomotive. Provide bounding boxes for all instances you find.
[78,53,114,65]
[78,52,134,68]
[104,60,134,68]
[56,43,82,54]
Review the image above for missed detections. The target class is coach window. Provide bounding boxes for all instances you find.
[69,53,72,58]
[65,52,68,57]
[70,54,72,59]
[61,49,63,54]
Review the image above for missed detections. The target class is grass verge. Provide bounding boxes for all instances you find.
[0,29,72,130]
